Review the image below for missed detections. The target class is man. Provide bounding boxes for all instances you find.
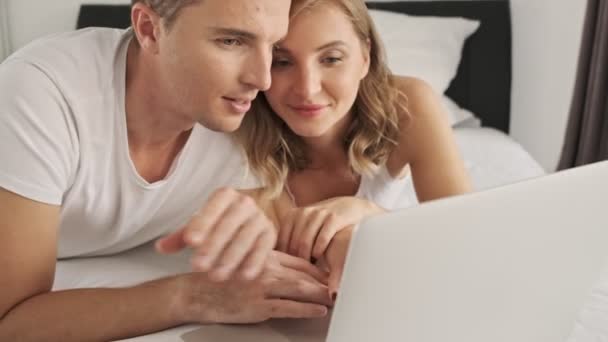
[0,1,331,340]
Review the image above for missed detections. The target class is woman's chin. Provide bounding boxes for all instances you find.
[291,127,327,139]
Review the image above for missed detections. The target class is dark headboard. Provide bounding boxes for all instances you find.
[366,1,512,133]
[77,0,511,133]
[77,5,131,30]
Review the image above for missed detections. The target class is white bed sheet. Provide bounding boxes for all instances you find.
[53,127,607,341]
[454,127,546,189]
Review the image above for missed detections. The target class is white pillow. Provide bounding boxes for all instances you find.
[442,96,480,128]
[369,10,480,94]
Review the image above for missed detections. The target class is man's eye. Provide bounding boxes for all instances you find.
[272,59,291,67]
[220,38,241,46]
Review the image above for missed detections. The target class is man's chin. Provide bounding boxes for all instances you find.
[198,115,245,133]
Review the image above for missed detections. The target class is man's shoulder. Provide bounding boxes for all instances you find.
[11,27,126,62]
[5,28,130,96]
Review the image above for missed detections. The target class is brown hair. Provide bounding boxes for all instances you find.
[234,0,409,199]
[131,0,200,29]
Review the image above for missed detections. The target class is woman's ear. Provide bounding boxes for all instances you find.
[360,38,372,80]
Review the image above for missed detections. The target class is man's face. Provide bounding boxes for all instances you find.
[156,0,290,132]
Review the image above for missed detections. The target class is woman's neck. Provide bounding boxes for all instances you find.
[302,111,353,170]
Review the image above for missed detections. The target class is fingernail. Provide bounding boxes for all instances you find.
[187,231,204,244]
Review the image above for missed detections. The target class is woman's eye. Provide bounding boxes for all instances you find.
[323,57,342,64]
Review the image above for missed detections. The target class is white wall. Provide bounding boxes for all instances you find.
[4,0,587,172]
[510,0,586,171]
[7,0,129,51]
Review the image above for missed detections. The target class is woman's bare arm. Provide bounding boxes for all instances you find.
[388,76,472,202]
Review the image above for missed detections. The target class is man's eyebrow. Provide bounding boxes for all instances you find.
[274,40,348,53]
[209,27,258,40]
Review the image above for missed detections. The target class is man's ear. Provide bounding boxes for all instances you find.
[131,3,163,53]
[360,38,372,80]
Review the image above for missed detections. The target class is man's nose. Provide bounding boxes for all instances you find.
[241,48,273,91]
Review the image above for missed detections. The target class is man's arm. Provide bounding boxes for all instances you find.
[0,188,329,341]
[0,188,187,341]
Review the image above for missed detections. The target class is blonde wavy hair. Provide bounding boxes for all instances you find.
[234,0,409,198]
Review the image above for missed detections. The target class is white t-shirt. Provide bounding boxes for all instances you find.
[0,28,253,258]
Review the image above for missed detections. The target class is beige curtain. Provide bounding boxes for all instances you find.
[0,0,11,61]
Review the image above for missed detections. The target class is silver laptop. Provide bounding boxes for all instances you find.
[178,161,608,342]
[327,160,608,342]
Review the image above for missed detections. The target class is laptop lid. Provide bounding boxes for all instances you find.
[327,161,608,342]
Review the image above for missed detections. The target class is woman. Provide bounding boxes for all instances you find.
[235,0,471,295]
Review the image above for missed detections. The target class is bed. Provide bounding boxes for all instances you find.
[52,1,588,341]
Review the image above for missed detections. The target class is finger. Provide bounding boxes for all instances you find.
[155,228,187,254]
[191,198,256,272]
[312,214,341,260]
[184,188,236,247]
[276,252,329,285]
[238,228,277,280]
[328,264,344,303]
[288,209,311,256]
[267,271,332,306]
[297,210,327,261]
[208,216,267,281]
[264,299,328,319]
[277,211,295,253]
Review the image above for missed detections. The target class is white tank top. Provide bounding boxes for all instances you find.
[285,164,419,210]
[355,164,418,210]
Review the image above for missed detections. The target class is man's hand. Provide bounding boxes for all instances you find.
[156,188,277,282]
[177,250,332,324]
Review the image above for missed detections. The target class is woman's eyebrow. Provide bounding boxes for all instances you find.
[314,40,347,52]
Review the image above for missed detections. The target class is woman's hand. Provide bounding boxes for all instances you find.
[277,196,384,262]
[322,225,356,301]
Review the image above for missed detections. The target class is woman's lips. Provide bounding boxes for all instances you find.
[289,104,328,117]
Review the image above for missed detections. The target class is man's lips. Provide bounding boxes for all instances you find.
[223,96,253,114]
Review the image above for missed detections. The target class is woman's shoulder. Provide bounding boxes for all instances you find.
[395,76,440,112]
[386,76,453,176]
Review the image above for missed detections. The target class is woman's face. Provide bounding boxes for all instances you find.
[264,3,370,139]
